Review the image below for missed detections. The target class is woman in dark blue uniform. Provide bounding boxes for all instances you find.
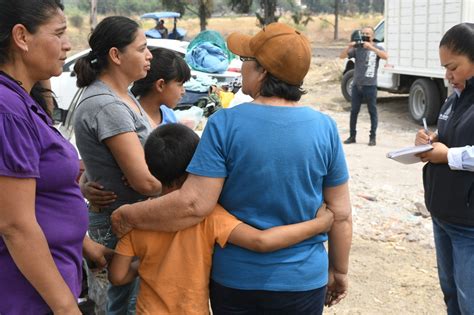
[416,23,474,315]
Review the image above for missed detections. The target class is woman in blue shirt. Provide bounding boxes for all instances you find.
[112,23,352,315]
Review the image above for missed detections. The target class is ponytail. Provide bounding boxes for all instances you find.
[74,51,102,87]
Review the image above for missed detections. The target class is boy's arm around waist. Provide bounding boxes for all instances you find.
[226,203,334,253]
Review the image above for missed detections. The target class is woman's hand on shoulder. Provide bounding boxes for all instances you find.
[111,204,134,238]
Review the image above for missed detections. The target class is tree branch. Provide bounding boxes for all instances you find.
[183,3,200,17]
[319,16,335,27]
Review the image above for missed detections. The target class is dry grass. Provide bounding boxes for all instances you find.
[65,13,383,54]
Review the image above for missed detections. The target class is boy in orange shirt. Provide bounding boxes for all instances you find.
[108,123,334,314]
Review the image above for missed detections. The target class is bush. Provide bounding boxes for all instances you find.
[69,14,84,28]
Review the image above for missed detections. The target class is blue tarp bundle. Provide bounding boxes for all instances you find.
[186,42,229,74]
[185,30,232,74]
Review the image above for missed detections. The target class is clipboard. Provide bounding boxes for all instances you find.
[386,144,433,164]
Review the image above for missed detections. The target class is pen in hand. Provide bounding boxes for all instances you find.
[422,117,432,144]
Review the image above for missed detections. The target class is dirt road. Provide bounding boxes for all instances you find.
[305,45,445,314]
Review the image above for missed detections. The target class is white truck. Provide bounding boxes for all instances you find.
[340,0,474,124]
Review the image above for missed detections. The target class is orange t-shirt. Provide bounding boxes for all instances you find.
[115,205,242,315]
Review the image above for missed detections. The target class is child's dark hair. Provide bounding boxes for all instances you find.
[440,23,474,63]
[144,123,199,187]
[131,48,191,98]
[74,16,140,88]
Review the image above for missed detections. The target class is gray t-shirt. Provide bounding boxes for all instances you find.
[348,43,384,86]
[74,80,152,211]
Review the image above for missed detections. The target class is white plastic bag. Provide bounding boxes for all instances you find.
[174,106,204,130]
[86,267,109,315]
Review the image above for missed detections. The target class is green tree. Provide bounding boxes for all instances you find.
[304,0,335,12]
[161,0,186,15]
[256,0,279,25]
[303,0,383,14]
[78,0,162,15]
[162,0,213,31]
[197,0,214,31]
[90,0,97,30]
[229,0,253,13]
[291,9,314,26]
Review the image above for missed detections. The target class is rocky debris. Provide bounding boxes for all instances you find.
[351,195,435,249]
[413,202,431,218]
[357,194,377,202]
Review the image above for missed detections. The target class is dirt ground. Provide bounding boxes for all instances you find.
[306,44,445,314]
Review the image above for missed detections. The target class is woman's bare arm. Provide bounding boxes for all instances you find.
[0,176,80,314]
[112,174,224,235]
[104,132,162,196]
[324,182,352,306]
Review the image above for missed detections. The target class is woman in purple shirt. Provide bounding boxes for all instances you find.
[0,1,110,314]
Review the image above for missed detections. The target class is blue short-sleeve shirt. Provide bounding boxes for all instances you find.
[187,103,349,291]
[160,105,178,125]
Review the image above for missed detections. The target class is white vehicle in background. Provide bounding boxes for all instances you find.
[52,39,187,111]
[52,38,241,148]
[341,0,474,124]
[51,38,240,111]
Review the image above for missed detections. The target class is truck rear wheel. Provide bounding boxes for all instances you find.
[341,69,354,102]
[408,78,441,125]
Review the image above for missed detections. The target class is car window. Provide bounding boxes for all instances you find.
[63,60,75,72]
[58,88,85,140]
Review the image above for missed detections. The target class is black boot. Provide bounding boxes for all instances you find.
[368,136,376,146]
[344,136,356,144]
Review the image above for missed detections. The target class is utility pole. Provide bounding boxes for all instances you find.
[90,0,98,31]
[334,0,339,40]
[198,0,208,31]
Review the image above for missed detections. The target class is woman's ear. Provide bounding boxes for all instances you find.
[154,78,166,93]
[11,24,30,53]
[108,47,121,65]
[256,67,267,83]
